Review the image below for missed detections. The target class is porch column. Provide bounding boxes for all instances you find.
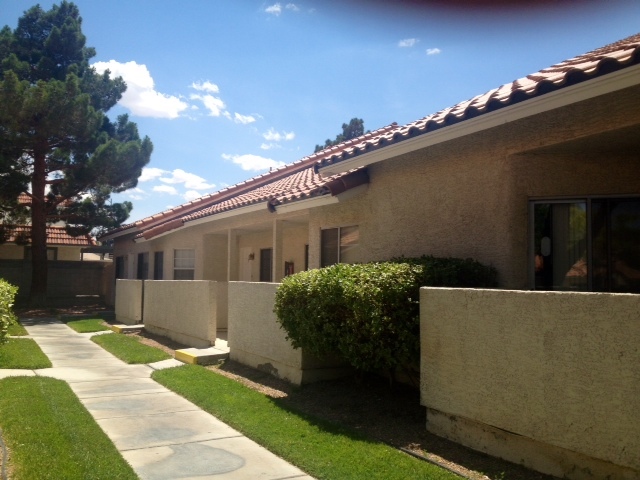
[272,219,284,282]
[308,226,321,270]
[227,229,239,281]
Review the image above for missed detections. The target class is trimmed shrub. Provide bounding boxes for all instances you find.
[0,279,19,345]
[274,256,497,375]
[391,255,498,288]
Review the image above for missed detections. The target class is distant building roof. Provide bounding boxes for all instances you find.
[3,225,96,247]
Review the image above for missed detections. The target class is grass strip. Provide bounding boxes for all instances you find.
[66,318,111,333]
[0,377,137,480]
[153,365,459,480]
[92,332,171,364]
[0,338,51,369]
[7,321,28,336]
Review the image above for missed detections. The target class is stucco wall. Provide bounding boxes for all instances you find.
[143,280,225,347]
[228,281,350,385]
[0,245,25,260]
[115,279,143,324]
[308,85,640,288]
[0,245,83,261]
[112,86,640,289]
[420,287,640,479]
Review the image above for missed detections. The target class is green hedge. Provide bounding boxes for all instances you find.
[274,256,497,374]
[0,279,19,345]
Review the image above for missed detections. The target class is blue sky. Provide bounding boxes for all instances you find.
[1,0,639,222]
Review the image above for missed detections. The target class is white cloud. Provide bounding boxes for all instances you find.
[265,3,282,15]
[263,129,295,142]
[92,60,188,119]
[190,81,219,93]
[265,3,301,15]
[426,48,442,55]
[260,143,280,150]
[159,169,216,190]
[234,113,256,124]
[139,167,167,182]
[399,38,418,48]
[222,153,286,172]
[153,185,178,195]
[190,93,226,117]
[183,190,202,202]
[128,194,144,200]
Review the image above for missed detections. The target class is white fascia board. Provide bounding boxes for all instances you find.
[99,226,139,242]
[184,202,267,228]
[133,202,268,243]
[273,194,339,214]
[274,184,368,214]
[319,64,640,176]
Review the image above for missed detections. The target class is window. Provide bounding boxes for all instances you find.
[321,226,359,268]
[153,251,164,280]
[260,248,273,282]
[137,252,149,280]
[531,197,640,293]
[173,249,195,280]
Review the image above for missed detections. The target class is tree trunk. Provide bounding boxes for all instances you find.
[29,152,48,306]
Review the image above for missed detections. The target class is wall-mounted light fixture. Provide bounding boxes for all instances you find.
[248,253,255,260]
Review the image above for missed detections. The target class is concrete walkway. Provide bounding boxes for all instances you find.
[1,317,313,480]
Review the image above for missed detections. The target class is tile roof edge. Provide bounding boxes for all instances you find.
[114,123,400,235]
[316,33,640,171]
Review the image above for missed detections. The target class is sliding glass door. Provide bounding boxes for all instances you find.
[531,198,640,293]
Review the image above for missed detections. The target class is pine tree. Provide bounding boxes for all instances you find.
[314,118,367,153]
[0,2,153,305]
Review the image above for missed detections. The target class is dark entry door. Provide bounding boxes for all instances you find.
[260,248,273,282]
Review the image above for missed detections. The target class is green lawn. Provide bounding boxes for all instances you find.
[153,365,459,480]
[0,376,138,480]
[7,321,28,336]
[0,338,51,369]
[92,332,171,364]
[66,318,111,333]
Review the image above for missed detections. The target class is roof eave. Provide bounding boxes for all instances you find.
[98,225,140,242]
[318,63,640,176]
[273,183,368,215]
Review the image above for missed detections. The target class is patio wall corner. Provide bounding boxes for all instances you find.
[228,281,351,385]
[115,279,143,324]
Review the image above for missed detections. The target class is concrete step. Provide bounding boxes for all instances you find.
[175,347,229,366]
[110,324,144,334]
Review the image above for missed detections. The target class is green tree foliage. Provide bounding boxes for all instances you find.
[314,117,368,153]
[0,2,152,304]
[274,256,497,377]
[0,279,18,345]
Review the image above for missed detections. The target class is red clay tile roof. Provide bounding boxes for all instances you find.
[106,123,398,240]
[316,33,640,171]
[105,33,640,241]
[3,226,96,246]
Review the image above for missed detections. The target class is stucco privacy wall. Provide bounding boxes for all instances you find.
[115,279,143,324]
[420,287,640,480]
[228,281,350,385]
[310,85,640,288]
[142,280,226,348]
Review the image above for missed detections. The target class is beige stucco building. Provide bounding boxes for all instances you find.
[103,34,640,479]
[104,34,640,296]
